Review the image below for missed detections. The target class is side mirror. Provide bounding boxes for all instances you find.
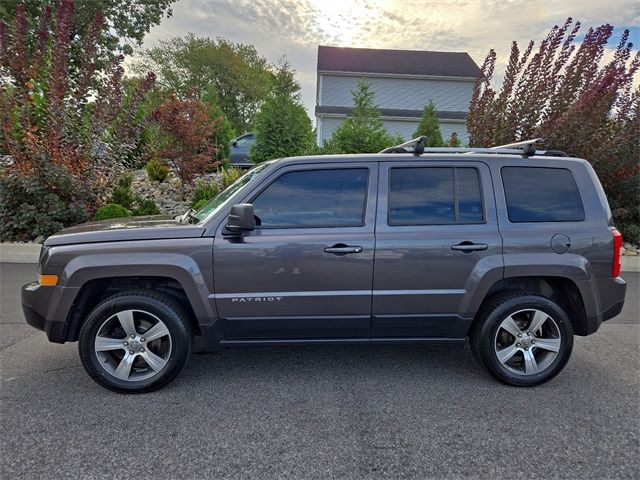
[224,204,255,234]
[231,140,238,147]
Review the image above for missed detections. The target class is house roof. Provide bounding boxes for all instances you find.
[315,105,467,121]
[317,46,480,78]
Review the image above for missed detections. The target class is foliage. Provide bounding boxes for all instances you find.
[413,100,444,146]
[201,84,236,160]
[448,132,461,147]
[219,166,244,189]
[0,0,175,62]
[145,158,169,182]
[0,0,155,241]
[0,159,88,241]
[250,63,315,163]
[93,203,131,221]
[467,19,639,242]
[192,198,208,211]
[109,173,134,208]
[322,79,403,154]
[192,179,220,207]
[137,34,274,132]
[149,94,222,197]
[132,197,160,216]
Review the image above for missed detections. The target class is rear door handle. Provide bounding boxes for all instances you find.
[451,242,488,252]
[324,244,363,255]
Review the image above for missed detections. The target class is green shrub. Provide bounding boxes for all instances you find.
[0,164,88,241]
[145,158,169,182]
[110,185,134,209]
[192,198,208,211]
[132,198,161,216]
[192,179,220,207]
[93,203,131,221]
[219,166,243,189]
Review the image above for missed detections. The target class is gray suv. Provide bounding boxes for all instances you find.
[22,142,627,392]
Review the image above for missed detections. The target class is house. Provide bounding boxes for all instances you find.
[315,46,480,146]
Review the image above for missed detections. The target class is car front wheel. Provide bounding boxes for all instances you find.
[79,290,193,393]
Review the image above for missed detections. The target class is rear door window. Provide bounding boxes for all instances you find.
[388,167,484,225]
[501,167,584,222]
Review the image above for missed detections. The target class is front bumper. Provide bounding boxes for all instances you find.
[21,282,80,343]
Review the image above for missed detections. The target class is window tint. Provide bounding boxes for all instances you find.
[252,169,368,228]
[502,167,584,222]
[458,168,484,222]
[388,167,483,225]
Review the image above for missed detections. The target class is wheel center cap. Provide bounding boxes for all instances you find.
[520,334,532,348]
[129,338,142,351]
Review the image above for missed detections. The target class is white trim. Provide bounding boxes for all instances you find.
[317,70,477,82]
[317,113,466,123]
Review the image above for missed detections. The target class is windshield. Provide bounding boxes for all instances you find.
[193,163,270,222]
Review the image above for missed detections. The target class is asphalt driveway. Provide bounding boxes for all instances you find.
[1,263,638,479]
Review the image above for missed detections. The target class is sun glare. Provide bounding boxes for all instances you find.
[308,0,390,45]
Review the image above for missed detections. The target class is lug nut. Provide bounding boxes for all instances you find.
[518,333,522,338]
[524,347,529,351]
[123,341,128,346]
[532,340,536,344]
[130,334,135,339]
[140,338,145,342]
[129,350,134,354]
[140,348,145,353]
[516,343,521,347]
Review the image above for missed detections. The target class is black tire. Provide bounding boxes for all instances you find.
[470,292,574,387]
[79,289,193,393]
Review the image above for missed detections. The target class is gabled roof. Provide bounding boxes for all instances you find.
[317,46,480,78]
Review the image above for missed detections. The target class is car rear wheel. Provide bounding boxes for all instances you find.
[79,290,192,393]
[470,293,574,386]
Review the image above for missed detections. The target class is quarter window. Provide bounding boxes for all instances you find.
[501,167,584,222]
[388,167,484,225]
[252,168,368,228]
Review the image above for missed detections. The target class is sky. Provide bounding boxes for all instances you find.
[137,0,640,122]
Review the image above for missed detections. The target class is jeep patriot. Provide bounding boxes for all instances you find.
[22,141,627,392]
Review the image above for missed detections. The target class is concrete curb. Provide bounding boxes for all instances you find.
[1,241,639,272]
[0,243,41,264]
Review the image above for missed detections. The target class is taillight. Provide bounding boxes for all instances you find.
[612,228,622,277]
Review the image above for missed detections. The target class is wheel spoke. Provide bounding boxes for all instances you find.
[141,350,167,372]
[113,353,135,380]
[143,322,169,343]
[500,315,522,338]
[95,336,125,352]
[528,310,548,333]
[496,344,519,364]
[117,310,137,336]
[534,337,561,353]
[522,350,539,374]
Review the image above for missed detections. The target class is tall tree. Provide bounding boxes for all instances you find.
[323,79,402,154]
[467,18,639,242]
[413,100,444,146]
[137,34,274,132]
[0,0,175,59]
[250,62,314,163]
[0,0,155,240]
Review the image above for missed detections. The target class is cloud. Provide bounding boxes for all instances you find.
[139,0,640,122]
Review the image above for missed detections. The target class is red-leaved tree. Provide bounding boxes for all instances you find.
[0,0,155,240]
[467,18,640,242]
[150,94,222,198]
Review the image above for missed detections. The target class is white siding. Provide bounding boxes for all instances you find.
[317,116,469,146]
[320,74,473,112]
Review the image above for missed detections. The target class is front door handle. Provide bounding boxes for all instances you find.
[324,244,363,255]
[451,242,488,252]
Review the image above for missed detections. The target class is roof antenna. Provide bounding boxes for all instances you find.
[522,143,536,158]
[413,136,426,156]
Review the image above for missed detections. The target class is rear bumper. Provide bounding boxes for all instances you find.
[580,276,626,335]
[21,282,80,343]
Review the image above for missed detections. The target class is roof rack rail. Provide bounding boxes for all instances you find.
[379,136,567,158]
